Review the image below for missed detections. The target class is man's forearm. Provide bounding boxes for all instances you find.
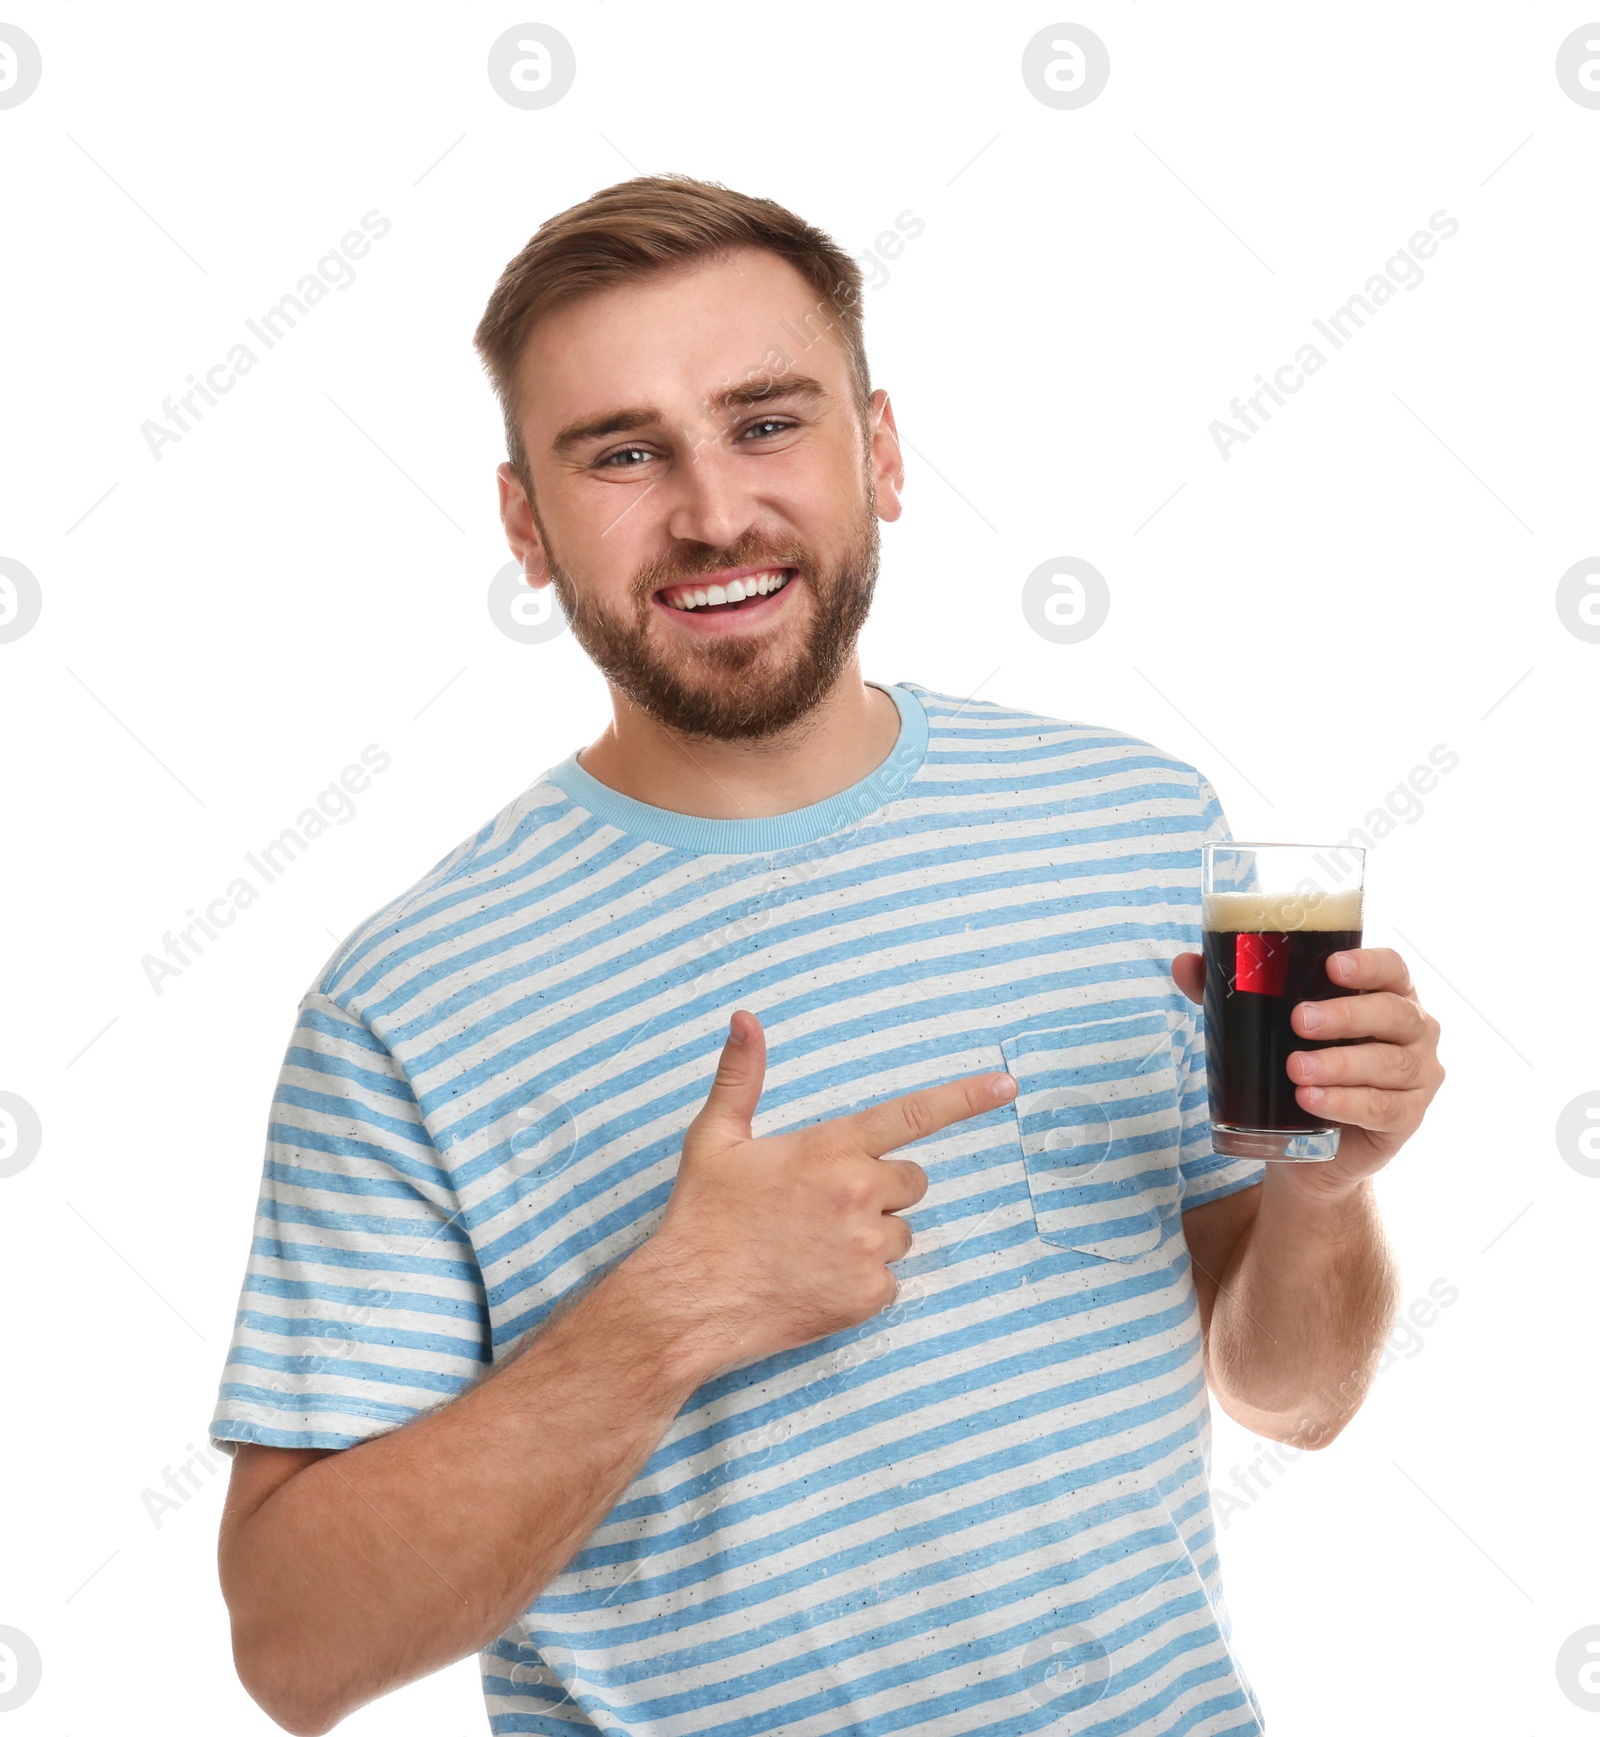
[1205,1172,1401,1448]
[220,1246,725,1735]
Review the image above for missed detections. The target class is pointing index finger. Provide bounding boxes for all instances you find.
[849,1071,1017,1159]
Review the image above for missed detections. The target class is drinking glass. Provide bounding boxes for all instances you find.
[1201,843,1365,1162]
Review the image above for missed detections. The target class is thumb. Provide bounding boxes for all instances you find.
[692,1010,767,1142]
[1171,951,1204,1006]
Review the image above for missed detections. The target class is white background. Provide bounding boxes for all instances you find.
[2,3,1597,1731]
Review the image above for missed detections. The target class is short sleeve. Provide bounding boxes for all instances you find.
[1178,773,1265,1211]
[1195,771,1231,853]
[209,990,490,1453]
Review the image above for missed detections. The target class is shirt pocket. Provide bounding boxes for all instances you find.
[999,1008,1186,1262]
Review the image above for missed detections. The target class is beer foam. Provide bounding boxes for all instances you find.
[1202,888,1363,933]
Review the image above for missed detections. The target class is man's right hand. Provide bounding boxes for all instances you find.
[636,1008,1019,1379]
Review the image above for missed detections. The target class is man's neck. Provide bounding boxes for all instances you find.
[574,664,902,820]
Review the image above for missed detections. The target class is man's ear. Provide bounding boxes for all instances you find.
[867,390,905,524]
[496,461,553,586]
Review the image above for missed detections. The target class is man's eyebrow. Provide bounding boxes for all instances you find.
[551,407,661,455]
[549,374,831,456]
[710,373,829,412]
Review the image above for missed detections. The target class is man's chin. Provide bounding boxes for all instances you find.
[618,659,833,742]
[549,525,878,740]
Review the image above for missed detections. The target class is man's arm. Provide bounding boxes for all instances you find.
[1173,944,1443,1449]
[217,1009,1015,1735]
[219,1252,716,1735]
[1183,1176,1399,1446]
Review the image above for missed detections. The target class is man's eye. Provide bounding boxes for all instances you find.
[597,446,655,468]
[742,418,795,440]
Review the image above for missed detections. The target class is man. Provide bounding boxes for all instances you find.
[212,175,1444,1736]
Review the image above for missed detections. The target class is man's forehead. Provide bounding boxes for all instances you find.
[516,247,851,435]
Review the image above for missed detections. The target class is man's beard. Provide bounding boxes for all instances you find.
[542,507,880,743]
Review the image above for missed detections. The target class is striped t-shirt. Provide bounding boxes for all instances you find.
[211,681,1268,1735]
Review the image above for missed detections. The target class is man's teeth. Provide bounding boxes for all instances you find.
[663,570,790,610]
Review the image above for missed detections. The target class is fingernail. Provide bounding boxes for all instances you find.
[727,1014,745,1046]
[1332,952,1355,981]
[1298,1002,1322,1032]
[1301,1085,1325,1106]
[1296,1053,1320,1079]
[993,1073,1017,1103]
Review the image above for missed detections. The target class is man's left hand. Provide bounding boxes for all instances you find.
[1171,946,1445,1189]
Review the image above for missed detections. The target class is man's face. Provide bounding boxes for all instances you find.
[498,247,904,741]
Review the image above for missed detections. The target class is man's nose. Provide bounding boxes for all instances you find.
[662,439,760,553]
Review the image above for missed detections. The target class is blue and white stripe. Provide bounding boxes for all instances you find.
[212,681,1267,1734]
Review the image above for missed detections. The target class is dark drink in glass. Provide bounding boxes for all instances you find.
[1200,845,1365,1162]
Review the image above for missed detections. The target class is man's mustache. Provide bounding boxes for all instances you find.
[633,536,817,596]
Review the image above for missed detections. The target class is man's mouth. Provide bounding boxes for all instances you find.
[653,566,796,613]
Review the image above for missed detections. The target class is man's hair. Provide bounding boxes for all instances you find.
[472,174,871,497]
